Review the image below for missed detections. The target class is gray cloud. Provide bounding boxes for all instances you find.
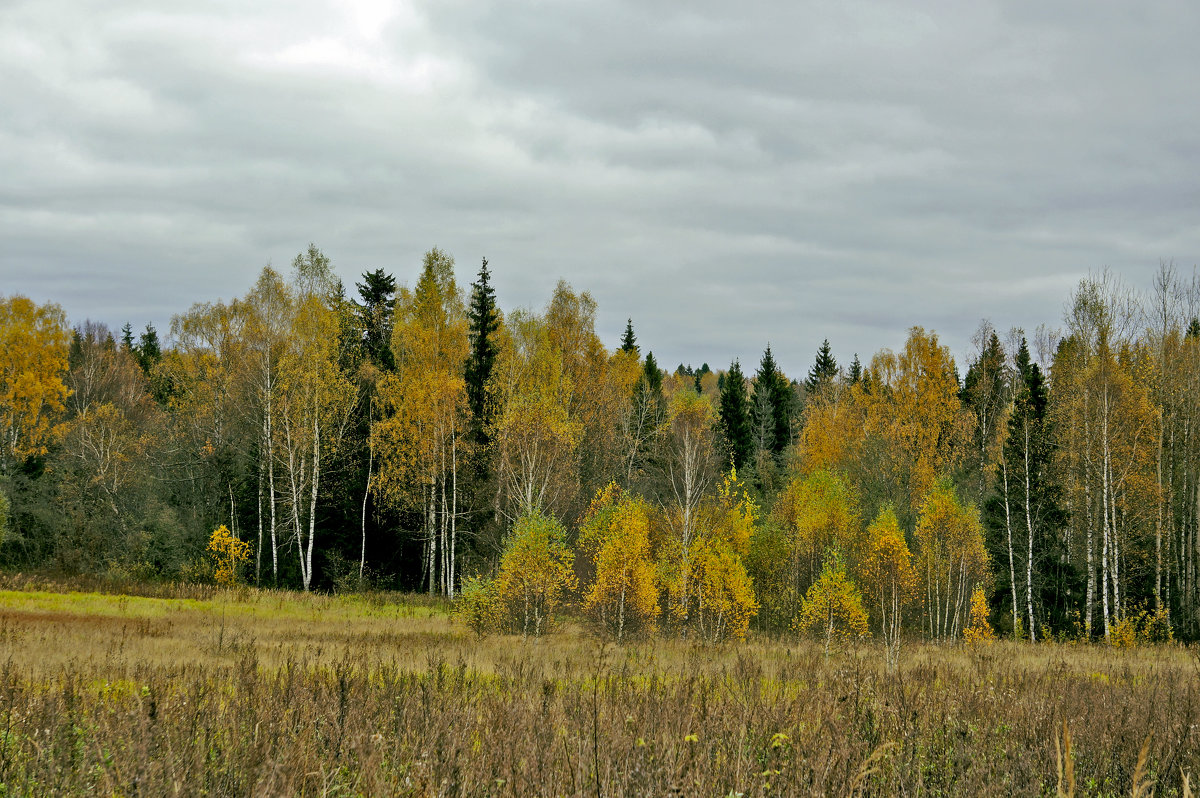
[2,0,1198,376]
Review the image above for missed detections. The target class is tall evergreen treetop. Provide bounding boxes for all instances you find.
[620,318,638,355]
[984,334,1070,637]
[137,324,161,375]
[805,339,838,395]
[1013,337,1048,419]
[848,354,862,384]
[642,351,664,397]
[465,257,501,441]
[962,329,1008,503]
[718,359,753,470]
[120,322,135,352]
[355,268,397,371]
[754,344,792,456]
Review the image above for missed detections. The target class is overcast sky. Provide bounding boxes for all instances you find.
[2,0,1197,376]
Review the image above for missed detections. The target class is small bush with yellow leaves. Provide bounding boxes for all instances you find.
[207,525,250,587]
[962,584,995,645]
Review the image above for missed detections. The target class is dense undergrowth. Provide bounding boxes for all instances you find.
[0,580,1196,796]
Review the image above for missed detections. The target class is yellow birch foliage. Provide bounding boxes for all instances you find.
[494,510,577,638]
[861,505,917,665]
[714,466,758,555]
[962,584,995,644]
[861,505,917,625]
[914,480,990,641]
[0,296,71,464]
[677,468,759,641]
[207,525,250,586]
[798,392,866,476]
[577,484,660,639]
[861,327,974,512]
[487,311,581,519]
[771,469,861,597]
[691,536,758,642]
[375,248,468,511]
[795,551,869,655]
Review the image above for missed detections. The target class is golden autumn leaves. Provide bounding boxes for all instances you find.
[460,472,760,642]
[0,296,70,467]
[459,463,993,650]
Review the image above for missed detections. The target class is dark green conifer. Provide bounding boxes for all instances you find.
[354,268,397,371]
[620,318,638,355]
[465,258,501,446]
[718,360,753,470]
[754,344,792,456]
[136,324,161,375]
[805,339,838,395]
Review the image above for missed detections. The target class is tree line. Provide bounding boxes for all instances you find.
[1,251,1198,644]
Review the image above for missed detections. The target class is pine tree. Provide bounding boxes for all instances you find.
[805,339,838,395]
[620,318,638,354]
[464,257,501,446]
[754,345,792,457]
[354,268,397,371]
[717,360,753,470]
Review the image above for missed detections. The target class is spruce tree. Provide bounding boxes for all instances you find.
[848,354,862,384]
[625,350,666,485]
[1188,317,1200,340]
[120,322,135,352]
[642,351,664,400]
[620,318,638,354]
[136,324,161,375]
[963,330,1007,503]
[354,268,397,371]
[718,360,753,470]
[465,257,501,446]
[805,339,838,395]
[754,345,792,456]
[984,338,1073,638]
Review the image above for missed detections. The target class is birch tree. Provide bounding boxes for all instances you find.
[914,480,990,641]
[0,296,70,473]
[276,245,355,591]
[374,248,469,596]
[243,268,293,583]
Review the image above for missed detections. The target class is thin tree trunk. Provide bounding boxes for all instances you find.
[450,426,457,600]
[304,412,320,592]
[1023,422,1036,642]
[427,480,436,595]
[1085,390,1094,637]
[1157,417,1164,609]
[1001,454,1018,631]
[1101,390,1111,638]
[360,401,373,581]
[268,392,278,583]
[256,450,264,585]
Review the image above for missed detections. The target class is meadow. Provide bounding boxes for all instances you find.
[0,575,1197,797]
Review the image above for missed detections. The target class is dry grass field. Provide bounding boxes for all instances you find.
[0,575,1197,796]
